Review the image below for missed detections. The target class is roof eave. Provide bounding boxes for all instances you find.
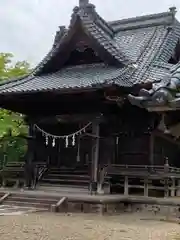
[0,82,132,97]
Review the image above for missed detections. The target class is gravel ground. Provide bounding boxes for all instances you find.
[0,212,180,240]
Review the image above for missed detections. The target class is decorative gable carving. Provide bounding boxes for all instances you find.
[64,48,102,66]
[64,37,102,66]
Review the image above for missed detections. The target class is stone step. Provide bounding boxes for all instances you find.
[0,205,36,211]
[8,196,57,205]
[0,205,44,215]
[4,200,50,209]
[10,193,59,201]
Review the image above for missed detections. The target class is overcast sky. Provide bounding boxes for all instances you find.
[0,0,180,66]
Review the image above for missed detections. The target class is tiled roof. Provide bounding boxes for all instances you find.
[32,4,133,76]
[114,26,158,62]
[0,2,180,95]
[112,17,180,84]
[0,64,133,94]
[109,11,174,31]
[79,5,132,65]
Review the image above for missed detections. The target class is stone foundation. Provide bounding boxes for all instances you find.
[57,201,180,220]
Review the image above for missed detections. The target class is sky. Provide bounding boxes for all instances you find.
[0,0,180,66]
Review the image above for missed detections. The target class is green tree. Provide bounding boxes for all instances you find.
[0,53,30,80]
[0,53,31,164]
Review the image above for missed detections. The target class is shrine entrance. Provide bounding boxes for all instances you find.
[33,120,94,170]
[30,118,99,191]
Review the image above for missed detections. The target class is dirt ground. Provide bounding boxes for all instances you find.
[0,212,180,240]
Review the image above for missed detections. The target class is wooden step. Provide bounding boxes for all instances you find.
[38,183,89,190]
[48,171,88,175]
[44,174,90,180]
[41,178,89,184]
[37,185,89,194]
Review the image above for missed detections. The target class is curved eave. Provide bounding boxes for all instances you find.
[0,82,132,97]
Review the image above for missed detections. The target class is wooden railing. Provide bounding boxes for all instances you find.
[98,164,180,197]
[33,162,47,188]
[103,164,180,175]
[0,161,25,187]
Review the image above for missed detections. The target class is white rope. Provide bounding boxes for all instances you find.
[34,122,92,139]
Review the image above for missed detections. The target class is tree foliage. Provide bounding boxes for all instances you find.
[0,53,31,163]
[0,53,30,80]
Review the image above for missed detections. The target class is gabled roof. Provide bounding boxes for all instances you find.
[0,2,179,95]
[32,2,133,76]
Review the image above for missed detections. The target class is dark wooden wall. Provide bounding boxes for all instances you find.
[153,136,180,166]
[117,134,149,165]
[31,105,180,168]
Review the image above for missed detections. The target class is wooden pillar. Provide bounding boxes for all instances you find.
[24,122,35,189]
[90,121,100,194]
[164,178,169,197]
[149,133,154,165]
[124,176,129,195]
[114,136,119,164]
[170,178,175,197]
[97,167,105,194]
[57,140,61,168]
[164,160,169,198]
[144,178,149,197]
[177,180,180,196]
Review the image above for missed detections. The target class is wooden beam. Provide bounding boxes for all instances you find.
[84,133,100,138]
[147,106,180,112]
[154,130,180,147]
[51,197,67,212]
[0,192,10,204]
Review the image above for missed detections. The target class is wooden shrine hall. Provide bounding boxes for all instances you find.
[1,0,180,197]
